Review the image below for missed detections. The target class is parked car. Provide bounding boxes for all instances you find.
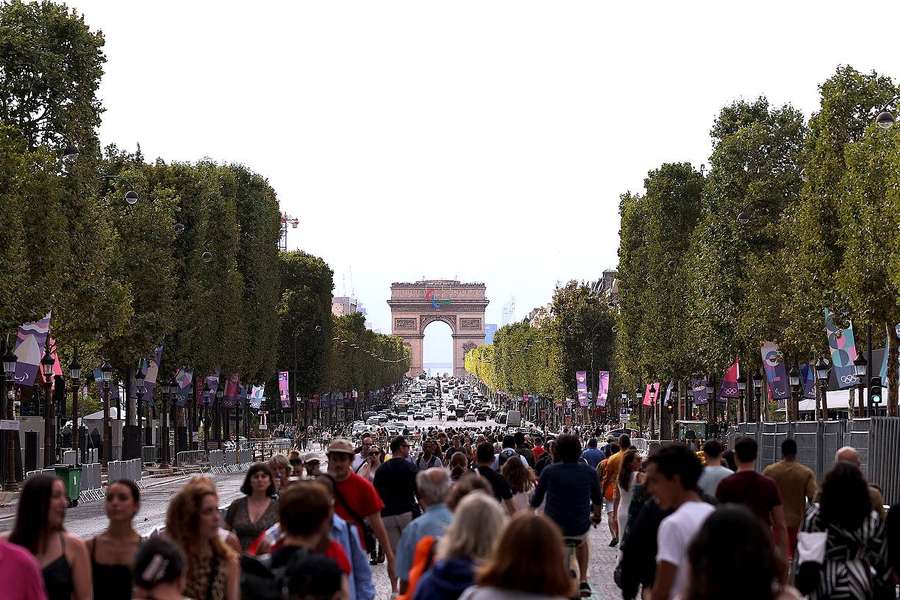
[446,413,458,421]
[464,413,477,422]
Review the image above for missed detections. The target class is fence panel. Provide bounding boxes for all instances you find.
[142,446,158,464]
[176,450,207,467]
[208,450,224,468]
[869,417,900,505]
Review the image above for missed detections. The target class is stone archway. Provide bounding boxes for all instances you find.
[388,280,489,378]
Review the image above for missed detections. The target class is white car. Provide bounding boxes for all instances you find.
[464,413,477,422]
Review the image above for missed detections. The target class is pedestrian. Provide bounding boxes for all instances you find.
[715,436,787,557]
[0,537,47,600]
[448,451,470,482]
[289,451,305,478]
[326,438,397,592]
[304,452,324,478]
[396,469,453,594]
[684,505,799,600]
[645,443,714,600]
[413,492,508,600]
[763,438,816,560]
[834,446,886,516]
[474,442,515,514]
[795,461,892,599]
[224,462,280,551]
[534,439,557,477]
[696,439,732,498]
[616,483,669,600]
[581,438,604,469]
[352,434,375,472]
[460,512,574,600]
[417,439,445,470]
[356,445,382,483]
[500,453,534,512]
[615,449,642,545]
[599,434,631,547]
[513,432,534,467]
[888,504,900,584]
[132,537,188,600]
[269,453,291,492]
[373,436,419,573]
[5,474,92,600]
[87,479,143,599]
[529,434,603,597]
[165,477,240,600]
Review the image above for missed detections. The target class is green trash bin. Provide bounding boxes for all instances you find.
[54,464,82,507]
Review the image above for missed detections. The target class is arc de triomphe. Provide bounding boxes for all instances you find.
[388,280,489,378]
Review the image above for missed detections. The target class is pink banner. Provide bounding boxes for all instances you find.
[718,359,740,401]
[597,371,609,407]
[278,371,290,408]
[642,382,661,406]
[576,371,588,407]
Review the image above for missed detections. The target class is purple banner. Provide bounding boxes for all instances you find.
[278,371,290,409]
[824,309,859,389]
[576,371,588,407]
[691,377,708,405]
[143,346,163,404]
[799,363,816,400]
[203,371,220,407]
[250,385,265,409]
[761,341,790,401]
[597,371,609,407]
[13,312,51,387]
[222,373,240,408]
[718,360,740,401]
[173,368,193,407]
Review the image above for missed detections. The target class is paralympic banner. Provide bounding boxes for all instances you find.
[140,346,164,404]
[576,371,588,407]
[718,360,740,402]
[278,371,290,408]
[13,312,51,387]
[203,371,220,407]
[691,377,708,405]
[760,341,790,401]
[824,309,860,389]
[799,363,816,400]
[250,386,265,410]
[222,373,240,408]
[174,368,193,407]
[597,371,609,407]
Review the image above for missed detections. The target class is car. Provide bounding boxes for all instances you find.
[464,413,477,422]
[446,413,458,421]
[475,412,487,421]
[413,413,426,420]
[495,413,507,424]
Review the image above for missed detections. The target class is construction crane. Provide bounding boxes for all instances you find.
[279,212,300,251]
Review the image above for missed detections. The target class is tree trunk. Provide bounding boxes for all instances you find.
[887,322,898,417]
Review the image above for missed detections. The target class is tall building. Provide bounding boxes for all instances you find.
[501,297,516,326]
[331,296,361,317]
[591,270,619,306]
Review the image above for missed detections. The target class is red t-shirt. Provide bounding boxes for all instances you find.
[334,472,385,550]
[715,470,782,525]
[323,539,351,575]
[532,446,546,461]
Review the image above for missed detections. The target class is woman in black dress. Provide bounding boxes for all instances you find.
[224,462,279,551]
[87,479,143,599]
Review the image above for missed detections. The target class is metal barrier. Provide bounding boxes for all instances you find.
[108,458,142,485]
[25,468,56,479]
[208,450,225,468]
[79,463,103,502]
[851,417,900,505]
[175,450,207,467]
[142,446,158,464]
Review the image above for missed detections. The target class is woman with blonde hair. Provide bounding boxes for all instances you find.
[500,456,534,512]
[269,454,291,492]
[413,492,507,600]
[165,477,239,600]
[461,512,573,600]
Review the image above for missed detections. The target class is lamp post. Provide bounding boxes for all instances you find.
[853,354,868,417]
[788,366,800,424]
[620,391,628,424]
[41,346,56,466]
[202,382,211,452]
[815,358,830,419]
[705,377,716,439]
[134,366,145,456]
[100,360,112,467]
[215,388,223,447]
[737,374,747,424]
[68,352,81,464]
[159,380,171,469]
[2,344,18,491]
[752,371,763,422]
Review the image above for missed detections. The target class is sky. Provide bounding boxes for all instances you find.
[68,0,900,362]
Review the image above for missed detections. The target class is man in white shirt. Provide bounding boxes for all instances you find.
[697,439,733,497]
[351,433,374,472]
[647,443,714,600]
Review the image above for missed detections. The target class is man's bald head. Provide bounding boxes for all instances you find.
[835,446,861,467]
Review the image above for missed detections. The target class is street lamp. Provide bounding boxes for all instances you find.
[41,346,56,466]
[215,387,224,446]
[705,377,716,439]
[68,351,81,464]
[788,366,800,423]
[135,366,146,455]
[752,371,763,422]
[100,359,113,467]
[737,374,747,423]
[815,357,830,419]
[202,381,211,452]
[853,354,868,417]
[2,344,18,490]
[159,379,172,469]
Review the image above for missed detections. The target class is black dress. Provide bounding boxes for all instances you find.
[42,533,74,600]
[90,536,135,599]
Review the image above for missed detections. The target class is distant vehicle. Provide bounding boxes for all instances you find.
[446,413,458,421]
[495,412,507,424]
[413,413,426,421]
[475,412,487,421]
[506,410,522,428]
[464,413,477,422]
[455,407,467,417]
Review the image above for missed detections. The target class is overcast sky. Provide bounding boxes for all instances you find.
[69,0,900,362]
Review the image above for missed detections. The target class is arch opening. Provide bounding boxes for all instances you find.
[423,320,453,377]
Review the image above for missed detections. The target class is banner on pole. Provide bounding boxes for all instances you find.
[663,380,674,406]
[799,363,816,400]
[691,377,708,405]
[576,371,588,407]
[597,371,609,407]
[278,371,290,408]
[222,373,240,408]
[760,341,790,401]
[13,312,51,387]
[143,346,163,404]
[250,386,264,410]
[824,309,859,389]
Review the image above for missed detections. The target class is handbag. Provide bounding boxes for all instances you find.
[332,483,377,551]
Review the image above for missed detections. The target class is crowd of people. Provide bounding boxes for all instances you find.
[1,422,900,599]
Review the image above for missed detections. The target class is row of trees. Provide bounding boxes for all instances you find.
[0,1,408,412]
[465,281,615,402]
[468,66,899,419]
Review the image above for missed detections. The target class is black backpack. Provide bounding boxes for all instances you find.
[240,547,309,600]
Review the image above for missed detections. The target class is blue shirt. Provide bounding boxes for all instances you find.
[395,504,453,582]
[581,447,604,469]
[332,515,375,600]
